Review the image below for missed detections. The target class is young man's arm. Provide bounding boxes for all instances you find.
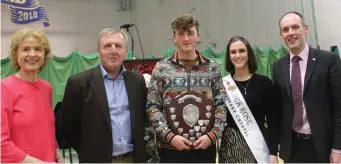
[193,63,227,149]
[146,64,173,144]
[208,63,228,143]
[146,63,195,150]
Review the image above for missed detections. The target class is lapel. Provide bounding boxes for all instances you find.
[303,47,318,94]
[89,66,112,133]
[281,55,292,98]
[124,71,136,133]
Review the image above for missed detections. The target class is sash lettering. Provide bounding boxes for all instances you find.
[223,75,270,163]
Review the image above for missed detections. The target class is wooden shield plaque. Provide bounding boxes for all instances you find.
[166,91,215,143]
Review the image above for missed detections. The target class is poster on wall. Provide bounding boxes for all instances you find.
[0,0,50,27]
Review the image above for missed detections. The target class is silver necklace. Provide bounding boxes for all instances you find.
[236,78,251,94]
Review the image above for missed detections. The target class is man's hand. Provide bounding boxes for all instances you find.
[193,135,212,150]
[330,151,341,163]
[270,155,279,164]
[171,135,192,151]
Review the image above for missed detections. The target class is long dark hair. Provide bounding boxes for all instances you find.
[225,36,257,75]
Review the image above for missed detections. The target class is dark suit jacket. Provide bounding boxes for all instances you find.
[272,47,341,162]
[61,65,148,163]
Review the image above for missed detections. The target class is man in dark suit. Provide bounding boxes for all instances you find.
[61,28,148,163]
[273,11,341,163]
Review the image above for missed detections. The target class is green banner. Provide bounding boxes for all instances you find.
[1,47,287,108]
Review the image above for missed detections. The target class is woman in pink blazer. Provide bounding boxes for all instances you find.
[1,28,64,163]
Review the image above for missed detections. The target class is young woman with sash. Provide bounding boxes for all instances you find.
[219,36,281,163]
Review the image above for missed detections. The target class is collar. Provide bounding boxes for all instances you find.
[290,43,309,62]
[99,64,126,79]
[170,49,208,65]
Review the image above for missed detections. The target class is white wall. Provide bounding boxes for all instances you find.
[1,0,128,58]
[314,0,341,51]
[2,0,339,59]
[128,0,319,58]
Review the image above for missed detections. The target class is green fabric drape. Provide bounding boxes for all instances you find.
[161,46,287,78]
[254,46,288,79]
[39,51,100,108]
[2,51,101,108]
[1,47,287,108]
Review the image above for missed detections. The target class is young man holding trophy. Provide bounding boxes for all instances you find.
[146,14,227,163]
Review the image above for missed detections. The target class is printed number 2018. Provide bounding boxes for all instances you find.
[18,11,38,21]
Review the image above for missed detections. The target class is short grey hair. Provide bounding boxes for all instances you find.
[97,28,129,48]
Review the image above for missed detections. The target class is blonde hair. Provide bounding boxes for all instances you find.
[9,28,52,72]
[97,28,129,48]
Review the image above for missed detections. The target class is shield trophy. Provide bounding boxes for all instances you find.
[166,91,215,149]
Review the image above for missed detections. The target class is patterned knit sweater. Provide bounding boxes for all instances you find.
[146,50,227,145]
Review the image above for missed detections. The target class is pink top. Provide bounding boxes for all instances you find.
[289,44,311,134]
[1,75,57,163]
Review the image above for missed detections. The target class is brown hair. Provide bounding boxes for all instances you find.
[279,11,306,27]
[9,28,52,72]
[171,14,199,33]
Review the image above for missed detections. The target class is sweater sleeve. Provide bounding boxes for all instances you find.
[1,83,27,163]
[209,63,228,142]
[146,64,174,143]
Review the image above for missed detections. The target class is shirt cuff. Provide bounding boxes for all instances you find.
[206,131,217,143]
[165,132,176,144]
[332,149,341,154]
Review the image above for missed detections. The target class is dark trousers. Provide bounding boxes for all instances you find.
[286,132,327,163]
[160,145,216,163]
